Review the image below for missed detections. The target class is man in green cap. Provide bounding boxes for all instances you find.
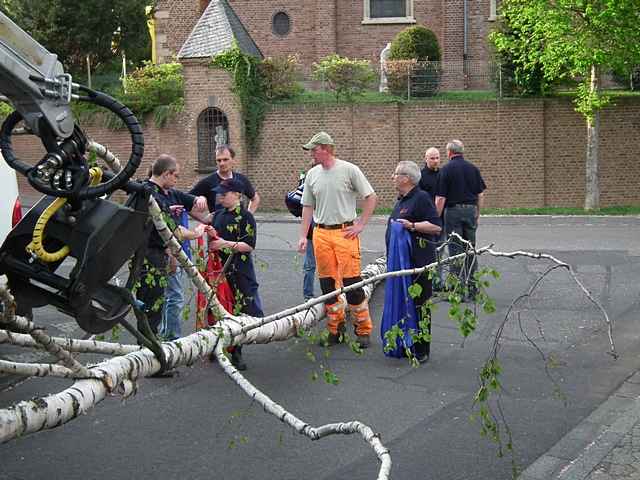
[297,131,378,348]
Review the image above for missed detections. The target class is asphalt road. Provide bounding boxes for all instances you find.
[1,216,640,480]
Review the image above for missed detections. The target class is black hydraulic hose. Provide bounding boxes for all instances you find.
[75,86,144,199]
[0,111,32,176]
[0,87,144,200]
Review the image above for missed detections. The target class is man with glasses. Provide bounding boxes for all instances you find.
[297,132,377,348]
[383,161,441,363]
[189,145,260,215]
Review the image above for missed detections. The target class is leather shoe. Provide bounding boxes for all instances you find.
[356,335,370,349]
[231,347,247,371]
[416,353,429,364]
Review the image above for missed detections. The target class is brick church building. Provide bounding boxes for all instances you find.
[147,0,500,177]
[153,0,499,86]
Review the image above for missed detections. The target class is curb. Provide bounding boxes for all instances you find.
[519,371,640,480]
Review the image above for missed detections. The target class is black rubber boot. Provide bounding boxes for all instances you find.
[231,346,247,371]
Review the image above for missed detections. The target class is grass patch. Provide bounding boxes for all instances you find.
[483,205,640,215]
[413,90,499,102]
[273,89,500,105]
[553,89,640,99]
[373,205,640,216]
[273,90,404,104]
[259,205,640,217]
[274,88,640,106]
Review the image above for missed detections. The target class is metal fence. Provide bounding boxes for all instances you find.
[298,60,502,99]
[297,60,639,99]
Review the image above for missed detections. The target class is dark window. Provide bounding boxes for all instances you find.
[197,108,229,171]
[370,0,406,18]
[272,11,291,36]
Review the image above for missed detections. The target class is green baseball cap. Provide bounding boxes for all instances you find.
[302,131,335,150]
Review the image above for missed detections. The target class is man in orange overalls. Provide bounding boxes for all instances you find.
[297,132,378,348]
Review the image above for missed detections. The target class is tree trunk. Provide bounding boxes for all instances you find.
[585,65,600,210]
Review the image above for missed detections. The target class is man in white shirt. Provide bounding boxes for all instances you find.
[297,132,378,348]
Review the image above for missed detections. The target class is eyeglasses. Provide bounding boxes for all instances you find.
[392,172,408,177]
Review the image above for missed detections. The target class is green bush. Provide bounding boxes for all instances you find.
[259,55,303,100]
[389,26,441,61]
[313,54,376,101]
[122,62,184,123]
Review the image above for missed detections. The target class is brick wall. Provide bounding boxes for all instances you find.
[154,0,204,63]
[14,95,640,210]
[228,0,319,71]
[336,0,443,65]
[251,98,640,210]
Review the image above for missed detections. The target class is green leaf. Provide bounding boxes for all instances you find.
[408,283,423,299]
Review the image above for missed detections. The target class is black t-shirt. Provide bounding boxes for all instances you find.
[211,205,258,281]
[386,187,441,268]
[189,171,256,213]
[436,155,486,206]
[419,166,439,202]
[143,180,195,250]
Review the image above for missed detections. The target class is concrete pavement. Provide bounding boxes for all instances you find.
[2,213,640,479]
[237,213,640,480]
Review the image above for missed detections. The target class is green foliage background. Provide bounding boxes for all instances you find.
[0,0,151,77]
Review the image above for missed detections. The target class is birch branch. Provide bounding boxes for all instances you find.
[88,140,122,173]
[0,359,102,379]
[0,329,140,356]
[213,339,392,480]
[0,288,93,377]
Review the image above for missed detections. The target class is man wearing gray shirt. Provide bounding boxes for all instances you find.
[297,132,378,348]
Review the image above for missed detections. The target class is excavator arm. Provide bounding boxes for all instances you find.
[0,11,164,359]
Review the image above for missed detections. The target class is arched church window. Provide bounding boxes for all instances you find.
[197,107,229,171]
[272,11,291,36]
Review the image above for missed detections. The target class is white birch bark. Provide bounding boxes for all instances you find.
[0,329,140,356]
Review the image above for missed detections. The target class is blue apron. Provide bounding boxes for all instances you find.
[381,221,418,358]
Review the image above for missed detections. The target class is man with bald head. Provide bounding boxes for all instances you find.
[419,147,441,201]
[419,147,444,289]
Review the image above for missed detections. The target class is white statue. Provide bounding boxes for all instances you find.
[379,42,392,93]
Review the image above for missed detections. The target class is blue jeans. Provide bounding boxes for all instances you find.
[303,238,316,299]
[161,267,184,339]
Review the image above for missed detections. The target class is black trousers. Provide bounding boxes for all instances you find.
[412,272,433,357]
[136,248,168,334]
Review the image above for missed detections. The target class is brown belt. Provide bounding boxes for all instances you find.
[316,221,354,230]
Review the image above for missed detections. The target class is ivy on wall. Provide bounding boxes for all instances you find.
[209,44,267,151]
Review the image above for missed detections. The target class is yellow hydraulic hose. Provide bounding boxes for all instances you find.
[26,167,103,262]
